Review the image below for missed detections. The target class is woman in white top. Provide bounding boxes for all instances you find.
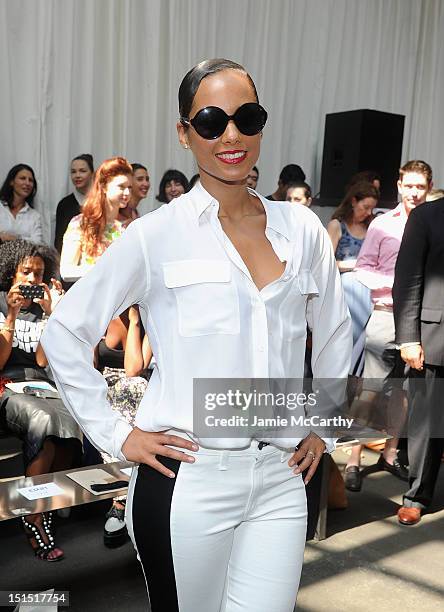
[0,164,43,243]
[42,59,351,612]
[59,157,132,282]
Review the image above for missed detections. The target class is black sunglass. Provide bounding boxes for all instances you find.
[180,103,268,140]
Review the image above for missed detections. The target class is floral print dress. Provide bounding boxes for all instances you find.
[62,214,124,267]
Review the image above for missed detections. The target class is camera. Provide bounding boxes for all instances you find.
[19,284,45,300]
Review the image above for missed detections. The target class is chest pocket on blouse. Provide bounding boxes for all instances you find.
[279,270,319,340]
[163,259,240,337]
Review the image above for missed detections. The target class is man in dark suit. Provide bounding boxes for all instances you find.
[393,195,444,525]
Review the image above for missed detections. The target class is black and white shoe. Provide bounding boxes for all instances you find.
[104,502,127,548]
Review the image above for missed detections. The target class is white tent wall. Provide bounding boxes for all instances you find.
[0,0,443,243]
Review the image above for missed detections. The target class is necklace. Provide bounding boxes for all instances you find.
[218,212,261,219]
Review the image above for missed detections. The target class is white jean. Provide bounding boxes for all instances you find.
[126,440,307,612]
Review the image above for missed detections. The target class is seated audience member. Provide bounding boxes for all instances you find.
[246,165,259,190]
[54,154,94,254]
[327,182,378,379]
[156,169,189,204]
[426,188,444,201]
[0,164,43,243]
[327,182,378,273]
[189,173,200,189]
[286,181,312,207]
[346,170,381,192]
[0,239,82,561]
[266,163,305,201]
[97,305,152,547]
[60,157,132,282]
[119,163,150,226]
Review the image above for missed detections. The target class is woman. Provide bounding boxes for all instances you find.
[327,182,378,354]
[54,154,94,254]
[0,239,82,561]
[60,157,132,282]
[346,170,381,192]
[42,59,351,611]
[0,164,43,243]
[98,305,152,547]
[156,168,189,203]
[119,163,150,226]
[327,181,378,270]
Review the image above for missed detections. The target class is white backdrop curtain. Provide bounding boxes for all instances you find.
[1,0,443,243]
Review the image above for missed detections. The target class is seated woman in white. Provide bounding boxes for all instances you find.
[0,164,43,244]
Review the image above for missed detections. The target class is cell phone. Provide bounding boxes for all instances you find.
[23,386,60,399]
[90,481,129,492]
[19,284,45,300]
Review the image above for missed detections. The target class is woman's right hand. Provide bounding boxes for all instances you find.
[6,282,26,316]
[121,427,198,478]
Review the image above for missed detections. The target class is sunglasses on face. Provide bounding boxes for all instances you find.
[180,102,268,140]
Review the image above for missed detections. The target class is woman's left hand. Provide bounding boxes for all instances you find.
[288,432,326,484]
[35,279,65,315]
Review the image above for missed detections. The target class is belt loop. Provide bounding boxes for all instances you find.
[219,451,229,471]
[280,450,288,463]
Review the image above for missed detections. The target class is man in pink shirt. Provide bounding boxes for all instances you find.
[344,160,433,493]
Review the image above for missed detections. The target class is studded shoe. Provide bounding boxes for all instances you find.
[22,512,64,561]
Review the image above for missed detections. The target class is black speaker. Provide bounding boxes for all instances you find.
[320,109,405,205]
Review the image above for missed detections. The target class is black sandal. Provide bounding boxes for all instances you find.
[22,512,64,561]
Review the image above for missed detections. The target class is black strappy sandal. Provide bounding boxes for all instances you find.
[22,512,64,561]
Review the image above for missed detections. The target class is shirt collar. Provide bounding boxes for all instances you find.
[392,201,407,220]
[260,196,290,240]
[1,200,30,212]
[19,202,31,213]
[73,189,86,206]
[190,181,290,240]
[191,181,216,219]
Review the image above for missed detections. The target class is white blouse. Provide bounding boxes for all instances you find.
[0,201,43,243]
[42,183,351,460]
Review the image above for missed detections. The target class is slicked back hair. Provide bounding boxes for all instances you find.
[178,58,259,120]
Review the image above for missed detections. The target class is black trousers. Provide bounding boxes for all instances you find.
[404,365,444,509]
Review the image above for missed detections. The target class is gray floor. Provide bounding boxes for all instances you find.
[1,447,443,611]
[298,448,444,612]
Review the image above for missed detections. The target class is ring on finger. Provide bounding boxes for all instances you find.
[306,450,316,461]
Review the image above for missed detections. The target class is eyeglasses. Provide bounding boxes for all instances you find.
[180,103,268,140]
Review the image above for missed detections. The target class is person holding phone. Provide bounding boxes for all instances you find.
[42,59,351,610]
[0,239,81,562]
